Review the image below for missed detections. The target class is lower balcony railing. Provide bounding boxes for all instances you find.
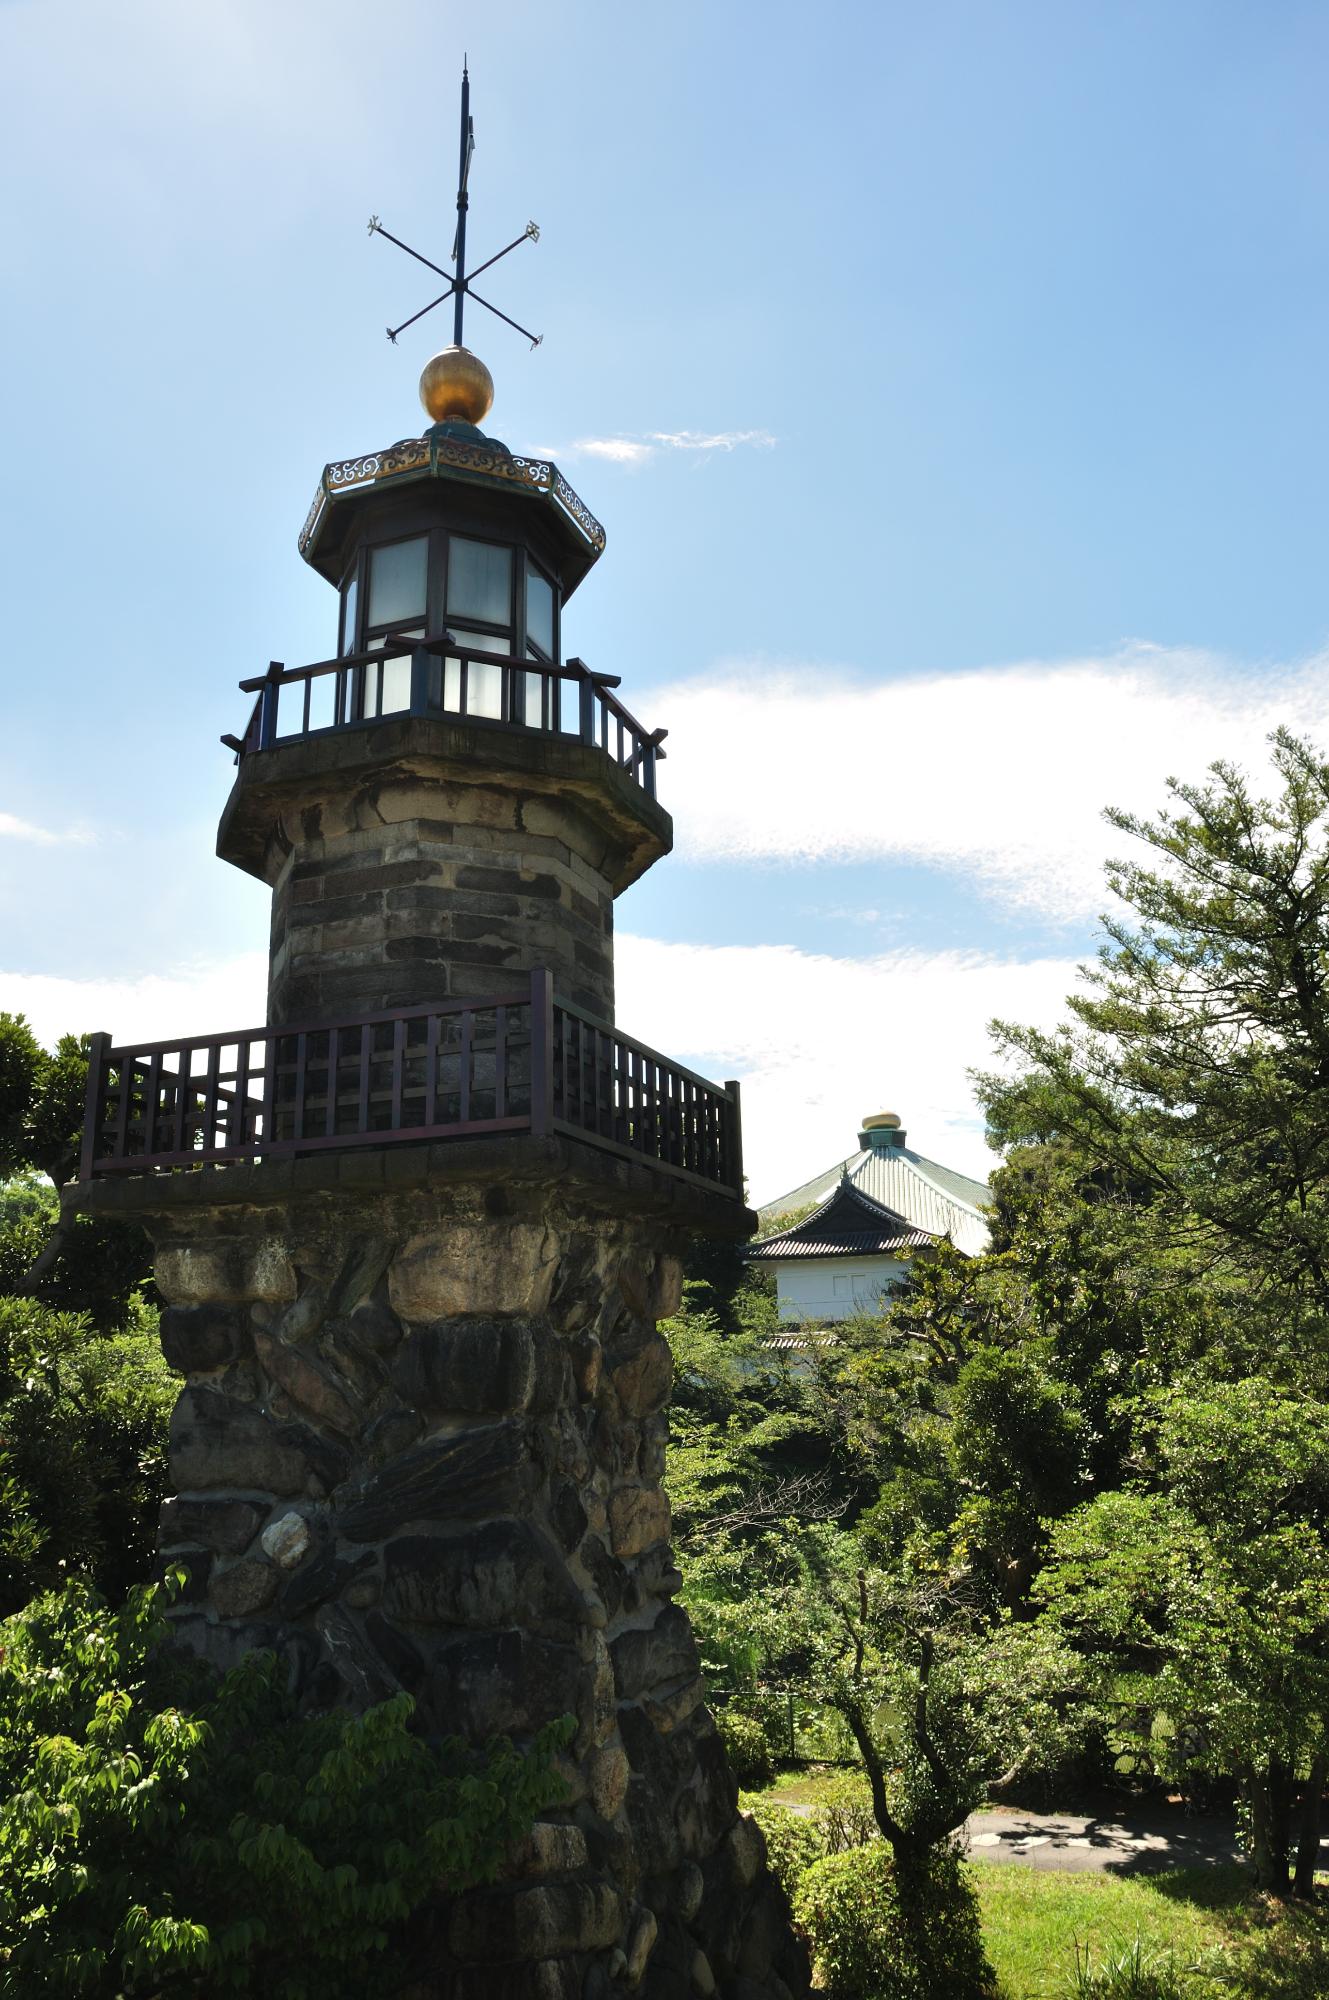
[79,969,743,1197]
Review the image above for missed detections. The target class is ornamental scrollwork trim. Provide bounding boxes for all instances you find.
[553,472,607,550]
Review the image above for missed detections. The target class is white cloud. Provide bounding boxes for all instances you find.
[0,812,91,847]
[546,429,777,468]
[0,937,1075,1206]
[618,934,1078,1202]
[0,953,268,1049]
[649,646,1329,921]
[573,438,656,466]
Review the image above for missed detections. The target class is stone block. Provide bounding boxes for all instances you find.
[210,1559,277,1619]
[610,1337,673,1417]
[390,1316,535,1416]
[156,1238,297,1306]
[589,1742,630,1820]
[611,1606,699,1702]
[169,1388,346,1497]
[159,1304,245,1375]
[608,1486,671,1558]
[260,1511,311,1567]
[450,1882,624,1963]
[617,1256,684,1323]
[253,1329,361,1438]
[389,1224,561,1320]
[383,1521,583,1636]
[507,1822,590,1879]
[340,1422,528,1541]
[159,1496,265,1556]
[429,1630,584,1739]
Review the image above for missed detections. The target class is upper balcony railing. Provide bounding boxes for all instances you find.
[79,969,743,1199]
[221,637,667,799]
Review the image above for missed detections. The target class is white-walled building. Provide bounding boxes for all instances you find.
[749,1112,992,1324]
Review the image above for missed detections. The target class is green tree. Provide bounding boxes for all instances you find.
[983,730,1329,1393]
[0,1295,173,1615]
[1037,1377,1329,1896]
[0,1579,567,1996]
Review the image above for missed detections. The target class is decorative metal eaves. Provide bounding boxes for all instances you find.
[298,434,606,559]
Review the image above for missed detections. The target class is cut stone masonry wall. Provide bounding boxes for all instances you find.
[102,1151,808,2000]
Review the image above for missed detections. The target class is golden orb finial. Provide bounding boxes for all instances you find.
[419,345,494,426]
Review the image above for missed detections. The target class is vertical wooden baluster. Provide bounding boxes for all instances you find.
[494,1006,507,1118]
[358,1024,371,1135]
[390,1018,406,1131]
[202,1042,220,1158]
[529,969,553,1137]
[324,1028,339,1137]
[114,1055,135,1161]
[460,657,469,716]
[142,1053,162,1161]
[174,1047,192,1159]
[236,1038,254,1153]
[725,1079,744,1195]
[303,675,312,735]
[425,1013,440,1128]
[459,1008,473,1122]
[293,1032,309,1143]
[80,1033,111,1180]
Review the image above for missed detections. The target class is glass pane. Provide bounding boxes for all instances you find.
[447,628,511,658]
[448,537,512,626]
[526,568,555,658]
[367,626,425,649]
[524,670,548,728]
[341,574,359,655]
[444,655,503,720]
[379,653,411,715]
[307,673,337,732]
[368,537,428,628]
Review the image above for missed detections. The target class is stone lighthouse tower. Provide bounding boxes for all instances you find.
[76,69,808,2000]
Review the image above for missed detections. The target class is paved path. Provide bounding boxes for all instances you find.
[961,1806,1246,1875]
[763,1791,1248,1875]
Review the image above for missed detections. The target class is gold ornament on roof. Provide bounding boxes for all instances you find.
[419,345,494,426]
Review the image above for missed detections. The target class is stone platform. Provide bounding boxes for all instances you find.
[76,1139,809,1999]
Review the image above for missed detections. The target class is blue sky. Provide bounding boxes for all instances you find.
[3,0,1328,1198]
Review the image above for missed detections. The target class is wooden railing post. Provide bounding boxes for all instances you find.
[569,658,595,744]
[258,661,283,749]
[408,642,430,716]
[529,968,555,1136]
[80,1033,112,1181]
[724,1079,744,1198]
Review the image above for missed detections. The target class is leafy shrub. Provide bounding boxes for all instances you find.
[0,1579,567,1996]
[1069,1937,1189,1999]
[793,1841,997,2000]
[739,1798,824,1902]
[813,1770,878,1852]
[716,1704,775,1787]
[0,1293,173,1614]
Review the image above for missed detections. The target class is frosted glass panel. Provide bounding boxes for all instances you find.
[526,569,555,658]
[367,537,428,628]
[443,655,503,719]
[307,674,337,731]
[447,629,510,657]
[363,652,412,717]
[524,670,548,728]
[448,537,511,626]
[341,574,358,655]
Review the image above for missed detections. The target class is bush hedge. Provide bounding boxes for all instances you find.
[793,1840,997,2000]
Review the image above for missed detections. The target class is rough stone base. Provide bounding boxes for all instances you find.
[104,1160,808,1999]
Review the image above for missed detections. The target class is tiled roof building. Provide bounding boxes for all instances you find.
[751,1112,992,1323]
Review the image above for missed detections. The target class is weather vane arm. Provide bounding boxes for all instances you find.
[368,217,453,284]
[468,288,542,350]
[465,221,540,288]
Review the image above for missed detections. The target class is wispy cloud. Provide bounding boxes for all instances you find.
[647,644,1329,923]
[543,429,776,468]
[0,811,92,848]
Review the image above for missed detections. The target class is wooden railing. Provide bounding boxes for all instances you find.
[79,970,742,1197]
[222,637,667,798]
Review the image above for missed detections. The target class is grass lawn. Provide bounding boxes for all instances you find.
[976,1865,1247,1997]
